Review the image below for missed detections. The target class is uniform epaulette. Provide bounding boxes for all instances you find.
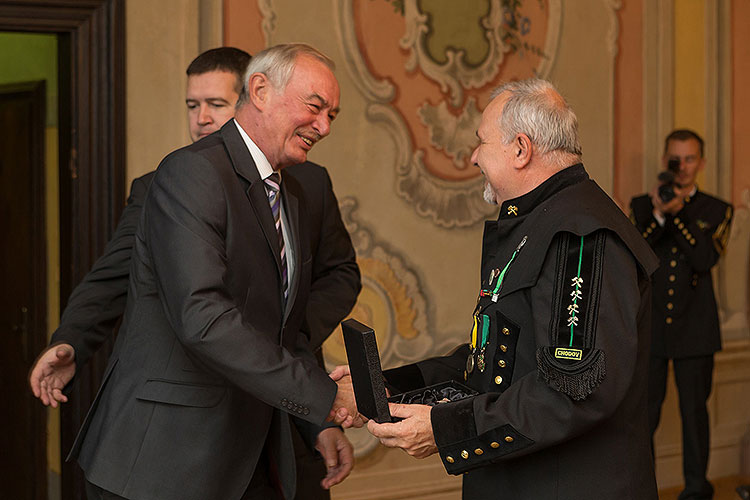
[537,231,607,400]
[712,205,733,255]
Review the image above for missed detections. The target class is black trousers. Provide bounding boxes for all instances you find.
[648,355,715,500]
[291,422,330,500]
[85,452,281,500]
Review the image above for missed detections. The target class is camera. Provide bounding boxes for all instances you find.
[657,158,681,202]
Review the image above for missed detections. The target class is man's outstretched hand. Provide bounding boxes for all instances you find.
[29,343,76,408]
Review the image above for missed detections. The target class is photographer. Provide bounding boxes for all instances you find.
[630,129,733,500]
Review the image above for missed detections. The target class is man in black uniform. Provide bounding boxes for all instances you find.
[29,47,361,498]
[630,129,733,500]
[357,78,660,499]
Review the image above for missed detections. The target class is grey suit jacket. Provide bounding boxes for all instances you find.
[71,121,338,500]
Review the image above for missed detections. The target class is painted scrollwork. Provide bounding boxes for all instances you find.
[400,0,510,107]
[334,0,561,228]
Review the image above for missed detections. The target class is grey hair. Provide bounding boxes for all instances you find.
[237,43,335,106]
[491,79,582,160]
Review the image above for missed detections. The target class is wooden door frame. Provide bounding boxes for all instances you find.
[0,1,125,499]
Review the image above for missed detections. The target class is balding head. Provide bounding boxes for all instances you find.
[471,79,583,206]
[491,78,581,168]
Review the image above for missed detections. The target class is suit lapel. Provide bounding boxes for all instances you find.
[282,183,301,323]
[220,121,283,278]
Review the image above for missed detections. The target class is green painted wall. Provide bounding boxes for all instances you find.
[0,31,57,126]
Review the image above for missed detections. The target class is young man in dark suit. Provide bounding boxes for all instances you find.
[30,45,361,499]
[630,129,733,500]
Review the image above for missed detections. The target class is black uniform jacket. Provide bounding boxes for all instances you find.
[386,164,660,500]
[630,191,732,358]
[68,121,358,500]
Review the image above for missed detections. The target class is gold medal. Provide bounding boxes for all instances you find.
[466,352,475,373]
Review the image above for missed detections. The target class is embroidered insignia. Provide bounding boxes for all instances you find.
[554,348,582,360]
[507,205,518,216]
[537,231,608,401]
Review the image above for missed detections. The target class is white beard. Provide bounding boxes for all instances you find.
[483,181,497,205]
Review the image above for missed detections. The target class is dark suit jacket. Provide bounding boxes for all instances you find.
[51,164,359,365]
[630,191,732,358]
[70,121,348,500]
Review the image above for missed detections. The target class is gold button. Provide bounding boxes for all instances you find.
[490,442,500,449]
[494,376,503,385]
[674,217,680,224]
[650,222,657,228]
[502,327,510,336]
[646,227,652,233]
[668,289,674,296]
[667,303,673,310]
[461,450,469,459]
[678,223,685,229]
[474,448,484,455]
[670,260,677,268]
[642,232,648,238]
[690,238,696,245]
[666,317,673,324]
[500,344,508,352]
[672,247,678,253]
[682,229,689,235]
[669,275,676,282]
[504,436,514,443]
[446,455,454,463]
[497,360,506,368]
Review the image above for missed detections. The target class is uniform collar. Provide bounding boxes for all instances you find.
[498,163,588,220]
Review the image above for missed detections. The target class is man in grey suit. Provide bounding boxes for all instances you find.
[64,43,361,500]
[30,46,361,499]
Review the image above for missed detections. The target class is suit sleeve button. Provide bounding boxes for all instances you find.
[490,442,500,448]
[504,436,514,443]
[460,450,469,459]
[474,448,484,455]
[446,456,455,463]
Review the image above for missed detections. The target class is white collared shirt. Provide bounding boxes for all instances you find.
[233,119,295,297]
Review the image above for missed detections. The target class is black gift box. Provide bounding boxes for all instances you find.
[341,319,477,423]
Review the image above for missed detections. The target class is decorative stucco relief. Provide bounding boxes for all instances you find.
[334,0,562,228]
[258,0,276,43]
[719,189,750,340]
[400,0,510,107]
[418,97,482,169]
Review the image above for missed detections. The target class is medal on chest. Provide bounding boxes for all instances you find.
[467,235,527,378]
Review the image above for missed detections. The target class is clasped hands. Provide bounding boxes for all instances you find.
[327,365,438,459]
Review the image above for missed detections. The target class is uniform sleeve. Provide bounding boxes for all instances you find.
[429,230,643,474]
[629,197,668,246]
[144,154,337,426]
[665,203,732,271]
[50,175,150,369]
[302,169,361,350]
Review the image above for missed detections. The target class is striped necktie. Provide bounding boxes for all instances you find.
[264,172,288,301]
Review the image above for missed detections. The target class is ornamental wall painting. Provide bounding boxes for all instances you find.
[335,0,561,228]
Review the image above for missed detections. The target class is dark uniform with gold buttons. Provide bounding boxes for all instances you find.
[385,165,659,499]
[630,189,732,500]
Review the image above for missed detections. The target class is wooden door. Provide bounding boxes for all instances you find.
[0,80,48,500]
